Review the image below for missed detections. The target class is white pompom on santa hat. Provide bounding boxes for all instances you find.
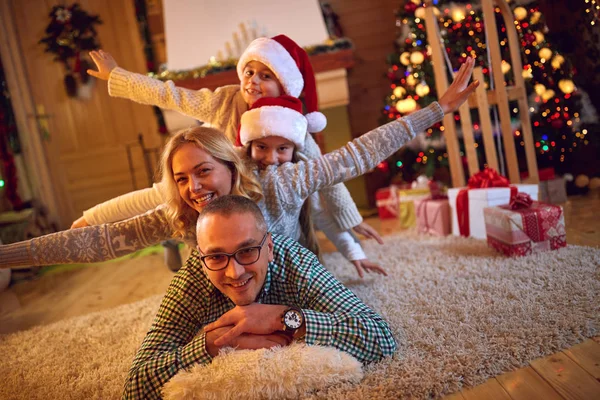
[237,34,327,134]
[239,95,316,150]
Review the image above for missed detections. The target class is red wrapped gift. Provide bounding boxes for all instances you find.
[375,185,399,219]
[415,198,451,236]
[454,168,517,237]
[483,198,566,257]
[521,167,556,182]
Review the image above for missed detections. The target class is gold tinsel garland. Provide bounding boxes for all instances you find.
[148,38,353,81]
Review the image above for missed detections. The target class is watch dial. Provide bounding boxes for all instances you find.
[284,310,302,329]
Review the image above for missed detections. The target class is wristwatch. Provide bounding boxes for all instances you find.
[282,306,304,337]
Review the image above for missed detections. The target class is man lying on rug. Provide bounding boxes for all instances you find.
[123,195,396,399]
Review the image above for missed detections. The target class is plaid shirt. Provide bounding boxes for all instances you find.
[122,234,397,399]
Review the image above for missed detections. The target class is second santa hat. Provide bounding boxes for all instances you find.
[239,95,312,149]
[237,34,327,133]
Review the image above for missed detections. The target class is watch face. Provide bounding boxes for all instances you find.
[284,310,303,329]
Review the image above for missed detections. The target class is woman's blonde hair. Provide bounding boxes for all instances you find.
[160,126,263,239]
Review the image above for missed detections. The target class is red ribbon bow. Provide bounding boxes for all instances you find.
[510,192,533,210]
[467,168,510,189]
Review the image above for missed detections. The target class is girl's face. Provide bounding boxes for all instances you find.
[171,143,233,213]
[240,61,283,107]
[250,136,295,169]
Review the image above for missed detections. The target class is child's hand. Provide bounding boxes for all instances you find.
[87,50,118,81]
[70,216,89,229]
[353,222,384,244]
[438,57,479,115]
[351,259,388,278]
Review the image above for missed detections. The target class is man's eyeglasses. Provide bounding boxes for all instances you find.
[198,232,269,271]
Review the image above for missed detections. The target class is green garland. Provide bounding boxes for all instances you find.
[149,38,353,81]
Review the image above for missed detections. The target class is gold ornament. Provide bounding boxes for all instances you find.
[399,52,411,66]
[451,7,466,22]
[406,74,418,86]
[551,55,565,69]
[588,177,600,190]
[415,82,430,97]
[522,68,533,79]
[534,31,545,44]
[530,11,542,24]
[501,60,511,74]
[534,84,546,95]
[541,89,556,101]
[415,7,426,19]
[513,7,528,21]
[574,174,590,188]
[538,47,552,61]
[395,98,418,113]
[393,86,407,98]
[410,51,425,65]
[558,79,575,94]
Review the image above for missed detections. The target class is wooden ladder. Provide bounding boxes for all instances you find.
[424,0,539,187]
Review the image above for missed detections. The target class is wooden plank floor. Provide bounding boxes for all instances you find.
[0,192,598,399]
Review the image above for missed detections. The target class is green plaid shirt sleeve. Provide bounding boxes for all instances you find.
[266,234,397,364]
[122,255,216,400]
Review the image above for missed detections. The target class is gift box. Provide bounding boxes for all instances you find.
[539,177,567,204]
[483,202,566,256]
[375,186,399,219]
[447,169,539,239]
[398,188,431,228]
[415,198,451,236]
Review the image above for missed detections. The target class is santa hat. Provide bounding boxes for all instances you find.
[237,34,327,133]
[239,95,312,149]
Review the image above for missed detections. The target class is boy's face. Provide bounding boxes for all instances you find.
[250,136,295,169]
[240,61,283,107]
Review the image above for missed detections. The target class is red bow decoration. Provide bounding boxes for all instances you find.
[467,168,510,189]
[510,192,533,210]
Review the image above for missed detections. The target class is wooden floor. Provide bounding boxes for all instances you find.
[1,191,599,399]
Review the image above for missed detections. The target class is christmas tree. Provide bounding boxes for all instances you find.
[379,0,597,186]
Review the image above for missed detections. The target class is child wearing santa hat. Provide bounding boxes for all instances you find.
[238,94,386,276]
[77,35,381,271]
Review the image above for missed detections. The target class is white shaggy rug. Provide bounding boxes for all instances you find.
[1,231,599,399]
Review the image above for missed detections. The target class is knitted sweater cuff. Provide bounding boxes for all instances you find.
[0,241,33,268]
[108,67,133,99]
[334,206,363,231]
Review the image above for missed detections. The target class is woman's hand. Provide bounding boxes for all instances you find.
[70,216,89,229]
[87,50,119,81]
[351,259,388,278]
[438,57,479,115]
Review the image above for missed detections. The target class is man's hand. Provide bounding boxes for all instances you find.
[205,325,291,357]
[70,216,89,229]
[203,304,288,347]
[87,50,119,81]
[351,259,388,279]
[353,222,384,244]
[438,56,479,115]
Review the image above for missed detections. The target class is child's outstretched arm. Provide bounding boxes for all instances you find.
[87,50,242,134]
[265,57,478,206]
[71,183,166,228]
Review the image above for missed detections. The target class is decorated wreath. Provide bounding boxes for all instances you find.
[39,3,102,97]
